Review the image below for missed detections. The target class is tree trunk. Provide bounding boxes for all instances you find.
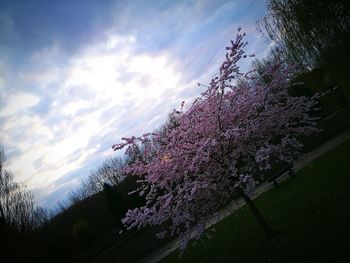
[238,188,276,239]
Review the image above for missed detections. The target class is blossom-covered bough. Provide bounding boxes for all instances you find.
[112,28,319,250]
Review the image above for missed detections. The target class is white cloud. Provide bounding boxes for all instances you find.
[104,34,136,50]
[0,92,40,117]
[1,32,186,207]
[61,100,91,116]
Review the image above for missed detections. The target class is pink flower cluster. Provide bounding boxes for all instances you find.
[113,28,319,250]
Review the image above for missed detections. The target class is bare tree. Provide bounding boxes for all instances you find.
[257,0,350,68]
[68,189,85,205]
[0,144,39,234]
[32,206,50,227]
[79,156,127,198]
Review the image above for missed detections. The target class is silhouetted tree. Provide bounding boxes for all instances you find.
[79,156,127,198]
[103,183,128,229]
[0,144,42,262]
[257,0,350,68]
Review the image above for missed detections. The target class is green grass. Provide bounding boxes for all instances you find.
[160,139,350,263]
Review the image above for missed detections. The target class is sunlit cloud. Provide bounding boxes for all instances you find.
[0,0,270,208]
[1,32,185,206]
[0,92,40,117]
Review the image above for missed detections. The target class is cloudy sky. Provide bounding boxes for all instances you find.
[0,0,271,208]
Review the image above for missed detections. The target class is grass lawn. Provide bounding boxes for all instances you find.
[160,139,350,263]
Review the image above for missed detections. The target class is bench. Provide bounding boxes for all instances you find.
[268,163,294,187]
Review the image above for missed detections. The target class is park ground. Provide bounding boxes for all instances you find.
[158,135,350,262]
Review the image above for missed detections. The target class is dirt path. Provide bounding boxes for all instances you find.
[140,129,350,263]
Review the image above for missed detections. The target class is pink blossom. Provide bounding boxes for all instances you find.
[112,28,319,250]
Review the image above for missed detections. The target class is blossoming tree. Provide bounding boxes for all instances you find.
[112,28,319,249]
